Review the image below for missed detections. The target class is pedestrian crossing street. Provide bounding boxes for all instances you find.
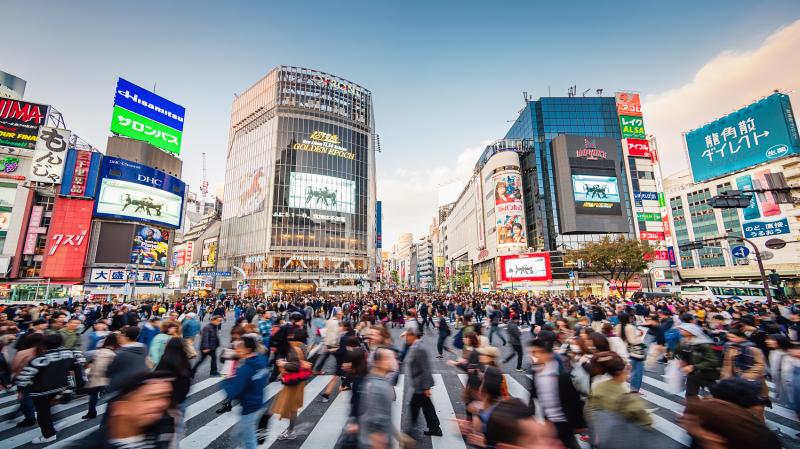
[1,370,797,449]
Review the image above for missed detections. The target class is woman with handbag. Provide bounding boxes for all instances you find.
[616,312,646,394]
[262,326,311,441]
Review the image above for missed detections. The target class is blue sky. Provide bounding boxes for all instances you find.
[3,0,800,246]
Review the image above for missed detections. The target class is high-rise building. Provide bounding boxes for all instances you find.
[218,66,377,293]
[504,96,636,253]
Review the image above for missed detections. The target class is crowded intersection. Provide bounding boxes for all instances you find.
[0,292,798,449]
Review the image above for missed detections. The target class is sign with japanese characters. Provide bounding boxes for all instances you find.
[89,268,166,284]
[0,99,49,150]
[110,106,182,155]
[742,218,790,239]
[30,127,71,184]
[639,231,665,241]
[619,115,646,139]
[498,253,552,282]
[624,139,652,159]
[59,149,101,197]
[113,78,185,131]
[633,191,658,201]
[615,92,642,117]
[686,93,800,182]
[40,197,93,280]
[637,212,661,222]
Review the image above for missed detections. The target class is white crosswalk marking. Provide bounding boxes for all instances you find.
[179,380,283,449]
[1,370,797,449]
[430,373,467,449]
[260,374,330,448]
[392,375,405,449]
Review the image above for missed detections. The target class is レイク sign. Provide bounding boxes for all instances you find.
[620,115,646,139]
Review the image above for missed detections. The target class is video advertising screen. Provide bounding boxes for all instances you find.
[289,172,355,214]
[95,178,183,228]
[572,175,620,203]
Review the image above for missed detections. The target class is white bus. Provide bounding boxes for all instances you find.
[680,282,782,303]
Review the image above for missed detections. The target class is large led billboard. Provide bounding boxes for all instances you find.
[572,175,620,203]
[686,93,800,182]
[110,78,185,155]
[498,253,552,282]
[94,156,185,228]
[0,99,49,149]
[289,172,355,214]
[40,197,93,280]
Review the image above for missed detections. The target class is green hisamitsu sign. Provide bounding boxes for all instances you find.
[110,106,182,155]
[637,212,661,222]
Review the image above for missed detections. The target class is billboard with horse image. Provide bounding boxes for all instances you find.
[288,172,355,214]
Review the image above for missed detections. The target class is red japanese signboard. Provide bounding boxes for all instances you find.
[498,253,552,282]
[40,197,93,280]
[639,231,665,241]
[625,139,652,158]
[644,250,669,261]
[615,92,642,117]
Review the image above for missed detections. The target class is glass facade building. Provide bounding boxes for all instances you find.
[504,97,635,254]
[219,67,377,292]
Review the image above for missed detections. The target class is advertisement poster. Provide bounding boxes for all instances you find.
[202,238,217,268]
[0,99,49,149]
[686,93,800,182]
[620,115,646,139]
[238,166,266,217]
[30,127,71,184]
[498,253,552,282]
[493,172,526,247]
[40,198,93,280]
[0,156,25,180]
[131,225,170,267]
[59,149,101,198]
[572,175,620,203]
[625,139,652,159]
[289,172,355,214]
[0,186,16,207]
[615,92,642,116]
[94,156,185,228]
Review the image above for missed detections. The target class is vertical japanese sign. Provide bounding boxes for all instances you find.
[376,201,382,249]
[59,149,100,197]
[30,127,71,184]
[40,198,93,280]
[23,206,45,255]
[685,93,800,182]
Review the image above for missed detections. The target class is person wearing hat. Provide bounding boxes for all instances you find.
[674,323,722,397]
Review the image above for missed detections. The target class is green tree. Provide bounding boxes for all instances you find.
[567,235,650,297]
[390,270,399,286]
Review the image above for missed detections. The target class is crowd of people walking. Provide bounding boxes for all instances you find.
[0,291,797,449]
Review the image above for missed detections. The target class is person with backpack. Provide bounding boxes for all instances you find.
[675,323,722,397]
[722,327,769,422]
[502,317,524,371]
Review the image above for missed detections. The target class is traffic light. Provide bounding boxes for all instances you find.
[709,190,753,209]
[678,241,705,251]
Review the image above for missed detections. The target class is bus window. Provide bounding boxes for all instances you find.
[720,287,736,296]
[682,286,707,292]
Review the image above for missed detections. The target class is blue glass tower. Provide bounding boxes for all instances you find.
[504,96,635,257]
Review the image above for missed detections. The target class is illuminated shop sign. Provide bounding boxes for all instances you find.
[40,197,93,280]
[292,131,356,160]
[615,92,642,117]
[620,115,646,139]
[633,191,658,201]
[89,268,165,284]
[572,175,620,203]
[0,99,49,150]
[111,78,185,155]
[272,211,346,223]
[59,149,102,198]
[625,139,652,159]
[637,212,661,222]
[131,225,171,267]
[639,231,665,241]
[575,139,607,160]
[0,156,24,180]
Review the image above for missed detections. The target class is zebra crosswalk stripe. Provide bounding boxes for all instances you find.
[430,373,468,449]
[259,374,330,448]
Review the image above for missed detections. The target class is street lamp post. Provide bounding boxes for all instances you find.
[729,235,773,306]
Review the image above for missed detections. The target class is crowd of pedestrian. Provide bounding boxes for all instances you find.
[0,290,797,448]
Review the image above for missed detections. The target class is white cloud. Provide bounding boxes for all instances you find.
[378,141,488,248]
[645,19,800,176]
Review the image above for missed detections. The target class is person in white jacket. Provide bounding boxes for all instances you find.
[82,333,119,419]
[615,312,646,393]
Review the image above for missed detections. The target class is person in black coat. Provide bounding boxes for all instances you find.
[106,326,148,394]
[527,338,585,449]
[191,315,223,377]
[435,309,452,358]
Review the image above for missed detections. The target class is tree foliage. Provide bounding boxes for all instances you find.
[567,236,651,296]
